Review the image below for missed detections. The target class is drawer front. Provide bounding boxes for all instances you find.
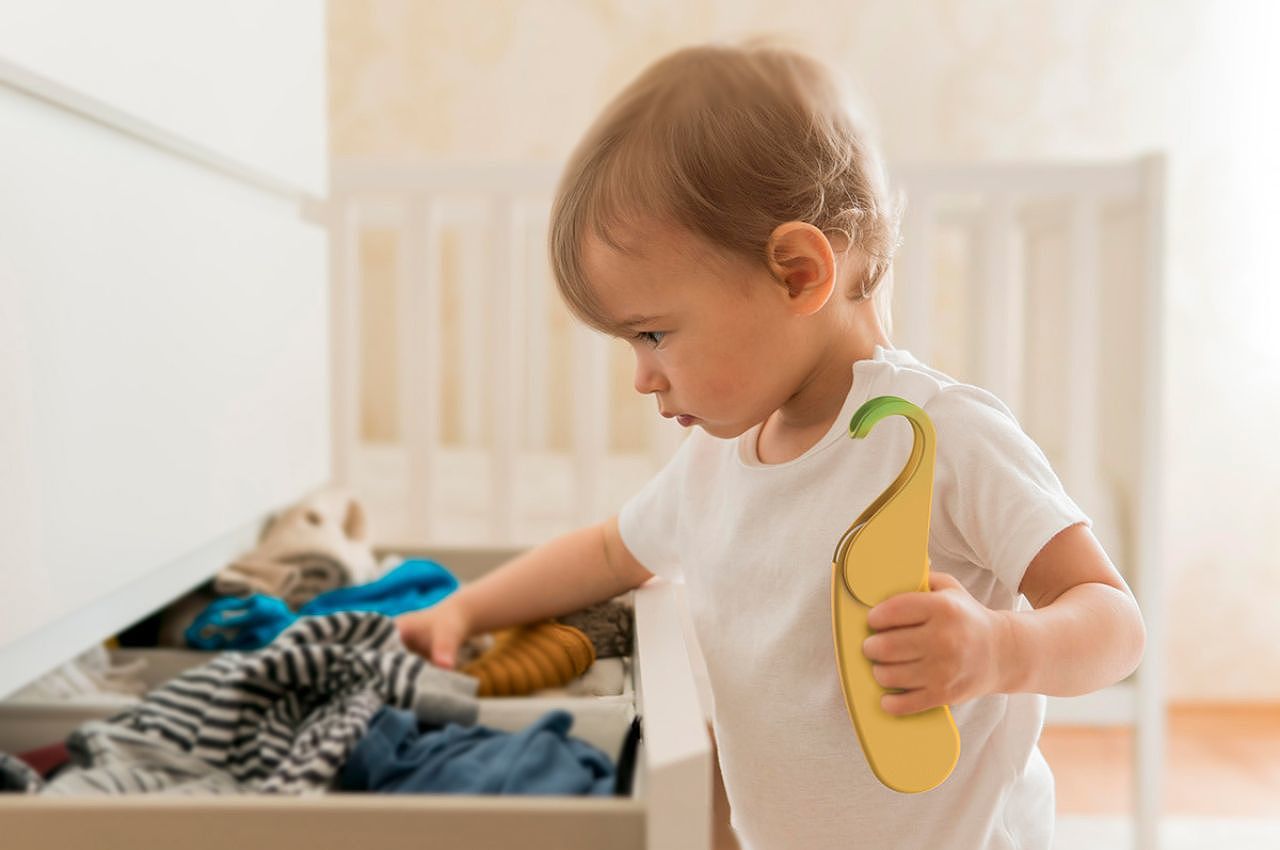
[0,699,646,850]
[0,796,646,850]
[0,80,329,698]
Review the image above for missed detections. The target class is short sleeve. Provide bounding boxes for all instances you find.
[616,434,695,581]
[926,386,1091,596]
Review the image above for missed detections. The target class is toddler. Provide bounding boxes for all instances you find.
[397,42,1145,850]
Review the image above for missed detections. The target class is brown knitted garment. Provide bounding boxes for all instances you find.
[554,598,634,658]
[460,621,596,697]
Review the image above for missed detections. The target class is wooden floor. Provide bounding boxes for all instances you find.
[1040,702,1280,816]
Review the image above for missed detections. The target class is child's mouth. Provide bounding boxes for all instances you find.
[676,415,696,427]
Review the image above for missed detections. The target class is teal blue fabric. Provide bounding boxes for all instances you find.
[338,707,616,796]
[186,559,458,651]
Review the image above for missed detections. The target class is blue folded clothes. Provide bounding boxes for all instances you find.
[338,707,616,796]
[187,558,458,651]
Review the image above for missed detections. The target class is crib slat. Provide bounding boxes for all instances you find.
[894,193,935,362]
[526,205,552,452]
[459,204,487,448]
[1133,153,1168,850]
[489,197,524,543]
[973,195,1025,415]
[399,197,441,541]
[331,199,363,488]
[572,327,609,527]
[1063,197,1101,494]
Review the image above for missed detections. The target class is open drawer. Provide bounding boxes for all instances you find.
[0,549,711,850]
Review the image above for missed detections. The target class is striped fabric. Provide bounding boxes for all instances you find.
[0,752,42,793]
[45,725,243,795]
[43,612,479,795]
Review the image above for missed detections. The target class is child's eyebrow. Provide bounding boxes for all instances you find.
[618,314,666,327]
[601,314,667,335]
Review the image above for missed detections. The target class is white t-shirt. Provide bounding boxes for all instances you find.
[619,345,1089,850]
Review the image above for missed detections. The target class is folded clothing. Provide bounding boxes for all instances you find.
[301,559,456,618]
[187,559,458,651]
[554,598,634,659]
[338,707,615,796]
[48,725,246,796]
[7,643,148,705]
[39,612,478,796]
[214,486,378,609]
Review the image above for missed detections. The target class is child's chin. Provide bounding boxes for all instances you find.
[699,421,749,440]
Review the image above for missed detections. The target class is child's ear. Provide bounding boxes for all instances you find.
[765,222,836,315]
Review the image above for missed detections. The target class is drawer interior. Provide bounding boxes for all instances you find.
[0,543,639,756]
[0,550,713,850]
[0,647,636,758]
[0,644,649,850]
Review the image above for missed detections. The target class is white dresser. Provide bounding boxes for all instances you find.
[0,5,710,847]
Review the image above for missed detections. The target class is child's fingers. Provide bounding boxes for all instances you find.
[880,687,937,717]
[395,611,433,657]
[868,573,967,631]
[432,633,459,670]
[927,571,963,592]
[870,659,926,691]
[862,627,926,663]
[866,592,931,630]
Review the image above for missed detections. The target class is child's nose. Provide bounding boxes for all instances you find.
[633,357,668,395]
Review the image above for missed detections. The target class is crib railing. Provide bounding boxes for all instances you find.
[325,154,1168,850]
[327,163,687,544]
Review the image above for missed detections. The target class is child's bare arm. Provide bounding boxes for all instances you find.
[397,516,653,666]
[1000,522,1147,696]
[457,515,653,632]
[861,522,1145,714]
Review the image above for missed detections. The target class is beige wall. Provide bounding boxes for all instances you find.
[327,0,1280,701]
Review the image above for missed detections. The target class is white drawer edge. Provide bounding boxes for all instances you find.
[632,578,711,850]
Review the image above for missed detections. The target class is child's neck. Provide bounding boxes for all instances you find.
[755,319,890,465]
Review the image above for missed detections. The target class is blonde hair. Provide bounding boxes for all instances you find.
[549,41,902,335]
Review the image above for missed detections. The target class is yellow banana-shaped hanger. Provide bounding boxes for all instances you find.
[831,395,960,793]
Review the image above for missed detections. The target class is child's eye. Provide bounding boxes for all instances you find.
[635,330,666,347]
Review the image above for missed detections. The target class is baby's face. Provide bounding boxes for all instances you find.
[581,220,815,439]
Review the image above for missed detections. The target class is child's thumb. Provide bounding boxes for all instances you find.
[432,636,459,670]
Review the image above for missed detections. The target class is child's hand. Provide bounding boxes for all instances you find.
[861,571,1012,716]
[396,598,474,670]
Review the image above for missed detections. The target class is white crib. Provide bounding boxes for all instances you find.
[326,155,1169,850]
